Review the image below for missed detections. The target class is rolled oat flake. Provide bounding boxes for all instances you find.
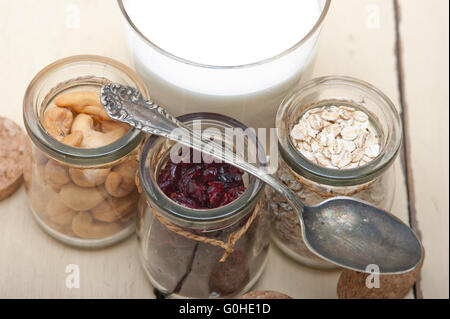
[290,105,381,169]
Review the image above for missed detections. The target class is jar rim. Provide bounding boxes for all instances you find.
[138,112,265,224]
[117,0,331,69]
[276,76,403,186]
[23,55,147,166]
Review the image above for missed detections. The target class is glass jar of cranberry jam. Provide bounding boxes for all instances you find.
[137,113,270,298]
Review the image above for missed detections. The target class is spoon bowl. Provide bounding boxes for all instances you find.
[301,197,423,274]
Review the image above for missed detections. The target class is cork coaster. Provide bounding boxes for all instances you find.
[239,290,292,299]
[0,117,27,201]
[337,247,425,299]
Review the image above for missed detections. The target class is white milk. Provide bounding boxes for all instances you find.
[121,0,327,129]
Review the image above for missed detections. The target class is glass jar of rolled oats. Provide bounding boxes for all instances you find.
[22,55,147,248]
[267,76,402,268]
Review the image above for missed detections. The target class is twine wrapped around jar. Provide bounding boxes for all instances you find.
[136,169,263,262]
[285,163,375,198]
[150,203,262,262]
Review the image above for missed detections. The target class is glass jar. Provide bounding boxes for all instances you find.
[137,113,270,298]
[266,76,403,268]
[118,0,330,129]
[22,55,148,248]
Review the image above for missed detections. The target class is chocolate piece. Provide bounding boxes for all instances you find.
[209,249,250,296]
[239,290,292,299]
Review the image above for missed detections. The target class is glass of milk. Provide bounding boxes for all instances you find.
[118,0,330,129]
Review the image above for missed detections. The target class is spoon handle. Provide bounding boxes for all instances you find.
[100,83,305,212]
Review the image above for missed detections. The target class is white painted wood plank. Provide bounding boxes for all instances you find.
[398,0,449,299]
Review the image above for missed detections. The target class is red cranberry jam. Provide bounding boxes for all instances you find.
[157,150,245,209]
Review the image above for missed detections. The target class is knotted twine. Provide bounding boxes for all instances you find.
[135,171,263,262]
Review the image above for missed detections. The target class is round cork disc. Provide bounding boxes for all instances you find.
[239,290,292,299]
[337,247,425,299]
[0,117,27,201]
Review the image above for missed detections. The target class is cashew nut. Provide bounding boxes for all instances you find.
[34,150,49,182]
[61,130,83,147]
[105,158,138,198]
[54,91,109,121]
[59,183,108,211]
[31,161,47,185]
[36,161,46,184]
[94,128,127,148]
[101,120,129,133]
[35,158,62,193]
[34,148,49,166]
[28,179,51,216]
[23,151,32,192]
[45,194,77,226]
[92,191,138,222]
[71,114,127,148]
[69,167,111,188]
[71,113,93,131]
[43,107,73,140]
[44,160,71,190]
[72,212,121,239]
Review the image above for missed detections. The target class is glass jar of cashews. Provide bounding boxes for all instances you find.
[22,55,148,247]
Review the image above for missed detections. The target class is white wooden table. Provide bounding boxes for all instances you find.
[0,0,448,299]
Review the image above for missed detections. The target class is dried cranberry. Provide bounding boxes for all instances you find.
[157,148,245,209]
[207,181,225,208]
[230,166,244,175]
[215,164,243,185]
[202,166,218,183]
[186,180,207,204]
[230,166,244,183]
[219,186,245,206]
[177,164,203,194]
[157,162,180,194]
[170,192,202,209]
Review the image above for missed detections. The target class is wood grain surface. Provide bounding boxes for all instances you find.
[0,0,447,299]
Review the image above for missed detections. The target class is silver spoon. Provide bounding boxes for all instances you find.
[100,83,422,274]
